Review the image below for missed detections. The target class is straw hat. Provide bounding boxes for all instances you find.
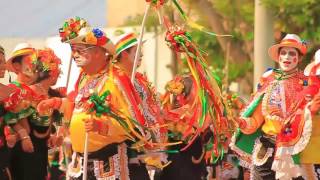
[114,32,146,57]
[6,43,36,73]
[59,17,116,55]
[268,34,307,62]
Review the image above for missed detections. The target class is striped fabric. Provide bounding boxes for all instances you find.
[115,33,138,55]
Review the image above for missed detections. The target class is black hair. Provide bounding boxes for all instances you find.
[48,88,65,98]
[11,55,23,64]
[35,70,50,83]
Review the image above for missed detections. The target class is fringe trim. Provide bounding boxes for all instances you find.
[270,103,313,180]
[252,138,274,166]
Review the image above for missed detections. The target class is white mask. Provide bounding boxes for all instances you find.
[278,47,299,72]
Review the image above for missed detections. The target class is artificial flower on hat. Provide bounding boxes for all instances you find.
[268,34,307,62]
[59,16,88,43]
[36,48,61,77]
[59,17,116,55]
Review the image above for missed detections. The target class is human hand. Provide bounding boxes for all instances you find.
[83,118,100,132]
[310,93,320,115]
[47,135,64,148]
[21,136,34,153]
[236,118,247,129]
[6,134,17,148]
[37,98,62,116]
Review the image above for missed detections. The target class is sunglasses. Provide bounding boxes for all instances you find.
[71,45,96,55]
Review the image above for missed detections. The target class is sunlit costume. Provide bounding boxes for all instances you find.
[230,34,312,179]
[159,25,232,180]
[4,45,62,180]
[58,17,154,180]
[299,49,320,179]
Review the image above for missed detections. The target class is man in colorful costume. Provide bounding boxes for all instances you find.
[57,17,151,180]
[114,32,169,171]
[158,25,232,179]
[230,34,312,179]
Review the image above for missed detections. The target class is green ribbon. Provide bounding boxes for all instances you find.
[4,107,35,125]
[89,91,130,130]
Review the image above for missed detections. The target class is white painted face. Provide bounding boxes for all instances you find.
[278,47,300,72]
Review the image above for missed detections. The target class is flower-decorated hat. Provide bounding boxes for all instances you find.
[36,48,61,77]
[268,34,307,62]
[6,43,36,73]
[304,49,320,76]
[115,32,146,56]
[59,17,116,55]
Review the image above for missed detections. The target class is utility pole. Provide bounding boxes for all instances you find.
[254,0,274,88]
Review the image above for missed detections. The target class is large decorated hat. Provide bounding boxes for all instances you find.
[36,48,61,77]
[115,32,146,56]
[7,43,36,73]
[59,17,116,55]
[304,49,320,76]
[268,34,307,62]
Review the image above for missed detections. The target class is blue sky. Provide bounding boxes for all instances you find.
[0,0,106,37]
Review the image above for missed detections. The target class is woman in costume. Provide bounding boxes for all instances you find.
[0,45,15,180]
[4,45,63,180]
[299,49,320,179]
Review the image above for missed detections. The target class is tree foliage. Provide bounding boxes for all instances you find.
[262,0,320,64]
[120,0,320,94]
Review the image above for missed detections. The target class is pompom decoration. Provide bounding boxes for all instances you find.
[36,49,62,77]
[164,24,232,164]
[59,16,88,42]
[59,17,110,47]
[146,0,167,8]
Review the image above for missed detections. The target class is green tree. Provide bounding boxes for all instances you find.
[120,0,320,95]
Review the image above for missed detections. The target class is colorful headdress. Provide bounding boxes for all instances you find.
[59,17,116,55]
[165,24,230,163]
[36,48,61,77]
[115,32,146,56]
[268,34,307,62]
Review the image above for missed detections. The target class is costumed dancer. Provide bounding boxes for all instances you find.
[159,25,232,179]
[0,45,14,180]
[230,34,312,180]
[114,32,169,172]
[4,44,63,180]
[48,17,153,180]
[299,49,320,179]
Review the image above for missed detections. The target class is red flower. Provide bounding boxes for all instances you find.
[97,36,107,46]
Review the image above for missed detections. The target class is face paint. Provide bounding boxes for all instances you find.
[71,44,95,68]
[18,55,39,85]
[278,47,300,72]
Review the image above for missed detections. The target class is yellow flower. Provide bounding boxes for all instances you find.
[166,81,184,95]
[85,32,97,45]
